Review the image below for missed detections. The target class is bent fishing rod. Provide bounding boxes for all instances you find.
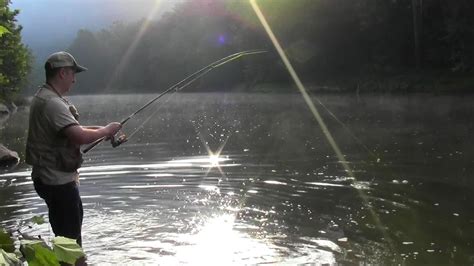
[83,49,267,154]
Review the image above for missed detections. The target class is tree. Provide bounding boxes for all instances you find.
[0,0,32,102]
[65,0,473,93]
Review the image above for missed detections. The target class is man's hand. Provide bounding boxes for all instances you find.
[104,122,122,138]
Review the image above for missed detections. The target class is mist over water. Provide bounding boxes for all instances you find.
[1,92,473,264]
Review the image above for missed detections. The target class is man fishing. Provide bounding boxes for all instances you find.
[25,51,122,246]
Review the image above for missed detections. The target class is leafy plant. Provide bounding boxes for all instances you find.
[0,228,15,253]
[0,215,85,265]
[29,216,45,225]
[20,240,60,266]
[0,248,20,265]
[52,237,85,265]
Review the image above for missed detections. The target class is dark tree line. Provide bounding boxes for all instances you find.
[0,0,31,102]
[63,0,474,94]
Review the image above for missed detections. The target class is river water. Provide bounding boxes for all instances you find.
[0,93,473,265]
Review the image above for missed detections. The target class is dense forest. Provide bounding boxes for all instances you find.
[3,0,474,97]
[0,0,31,103]
[65,0,474,94]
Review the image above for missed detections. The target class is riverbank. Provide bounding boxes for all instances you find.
[0,144,19,168]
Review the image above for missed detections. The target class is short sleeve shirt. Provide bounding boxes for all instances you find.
[29,85,80,185]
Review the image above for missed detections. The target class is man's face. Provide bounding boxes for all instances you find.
[61,67,76,92]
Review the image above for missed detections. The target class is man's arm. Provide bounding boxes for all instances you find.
[63,122,121,145]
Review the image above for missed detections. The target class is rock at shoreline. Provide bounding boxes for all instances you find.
[0,103,9,115]
[0,102,18,129]
[0,144,19,167]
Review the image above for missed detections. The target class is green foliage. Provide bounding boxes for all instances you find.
[0,226,84,265]
[21,240,59,266]
[0,25,10,36]
[0,249,20,266]
[64,0,474,93]
[0,0,32,101]
[52,237,85,265]
[30,215,45,225]
[0,229,14,253]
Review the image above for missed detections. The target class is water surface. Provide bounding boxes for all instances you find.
[1,93,473,264]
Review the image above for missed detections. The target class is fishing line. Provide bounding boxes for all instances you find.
[311,95,382,163]
[308,92,408,190]
[126,92,175,140]
[83,49,267,153]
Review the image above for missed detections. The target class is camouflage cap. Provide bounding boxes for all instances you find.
[45,51,87,73]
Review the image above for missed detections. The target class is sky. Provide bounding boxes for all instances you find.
[10,0,180,61]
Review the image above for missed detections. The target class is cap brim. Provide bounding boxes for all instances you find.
[74,64,88,73]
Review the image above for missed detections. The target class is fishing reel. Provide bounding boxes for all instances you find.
[110,131,128,148]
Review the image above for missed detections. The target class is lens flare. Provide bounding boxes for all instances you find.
[218,34,226,45]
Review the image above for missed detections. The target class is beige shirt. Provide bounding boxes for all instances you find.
[28,85,80,185]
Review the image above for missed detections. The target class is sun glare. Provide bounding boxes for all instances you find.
[208,154,220,167]
[175,214,276,265]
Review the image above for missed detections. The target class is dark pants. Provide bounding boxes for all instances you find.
[33,178,83,246]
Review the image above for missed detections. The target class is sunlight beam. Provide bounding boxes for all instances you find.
[104,0,163,92]
[249,0,394,252]
[249,0,353,179]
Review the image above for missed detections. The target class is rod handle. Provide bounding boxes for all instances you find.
[82,137,106,154]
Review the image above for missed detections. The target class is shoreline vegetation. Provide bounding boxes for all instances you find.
[58,0,474,96]
[2,0,474,101]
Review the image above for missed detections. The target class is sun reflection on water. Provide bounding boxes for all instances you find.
[208,154,220,167]
[174,213,276,265]
[83,209,338,265]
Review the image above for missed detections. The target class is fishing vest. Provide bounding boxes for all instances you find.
[25,86,83,172]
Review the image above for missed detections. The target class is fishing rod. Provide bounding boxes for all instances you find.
[83,49,267,154]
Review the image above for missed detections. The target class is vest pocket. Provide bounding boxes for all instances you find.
[55,146,83,172]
